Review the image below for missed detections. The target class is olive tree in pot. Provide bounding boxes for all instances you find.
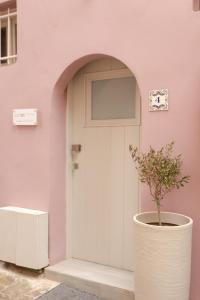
[129,142,193,300]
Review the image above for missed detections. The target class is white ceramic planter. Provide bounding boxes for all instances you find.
[133,212,193,300]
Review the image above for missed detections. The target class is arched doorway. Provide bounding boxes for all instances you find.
[66,57,140,271]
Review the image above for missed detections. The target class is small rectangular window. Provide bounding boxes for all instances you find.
[0,1,17,65]
[85,69,140,127]
[91,77,136,120]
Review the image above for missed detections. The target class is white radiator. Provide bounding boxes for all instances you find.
[0,206,48,270]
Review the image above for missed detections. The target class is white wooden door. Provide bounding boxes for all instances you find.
[67,59,140,271]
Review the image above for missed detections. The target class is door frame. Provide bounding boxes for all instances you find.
[66,80,74,259]
[65,68,142,261]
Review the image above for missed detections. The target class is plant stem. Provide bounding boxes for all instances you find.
[157,200,162,226]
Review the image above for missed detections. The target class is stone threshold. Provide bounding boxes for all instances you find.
[45,258,134,300]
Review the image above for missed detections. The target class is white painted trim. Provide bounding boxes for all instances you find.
[85,69,140,127]
[11,17,17,58]
[66,82,73,259]
[0,12,16,20]
[0,54,17,61]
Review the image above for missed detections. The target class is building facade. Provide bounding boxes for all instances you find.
[0,0,200,299]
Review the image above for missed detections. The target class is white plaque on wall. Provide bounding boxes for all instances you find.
[13,109,38,125]
[149,89,168,111]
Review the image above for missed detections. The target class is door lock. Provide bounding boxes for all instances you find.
[73,163,79,170]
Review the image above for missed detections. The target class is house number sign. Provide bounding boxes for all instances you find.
[13,109,38,125]
[149,89,168,111]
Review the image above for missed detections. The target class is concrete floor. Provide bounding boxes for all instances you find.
[0,262,59,300]
[45,258,134,300]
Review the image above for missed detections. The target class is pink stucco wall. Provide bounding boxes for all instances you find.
[0,0,200,299]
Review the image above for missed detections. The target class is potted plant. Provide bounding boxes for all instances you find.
[129,142,193,300]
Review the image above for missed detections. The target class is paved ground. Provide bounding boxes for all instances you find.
[0,262,59,299]
[0,262,106,300]
[38,283,105,300]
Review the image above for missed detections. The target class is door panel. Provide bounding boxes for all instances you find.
[67,59,140,271]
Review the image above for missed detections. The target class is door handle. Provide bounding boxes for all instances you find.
[72,144,81,153]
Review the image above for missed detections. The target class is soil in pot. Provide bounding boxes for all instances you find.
[147,222,178,226]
